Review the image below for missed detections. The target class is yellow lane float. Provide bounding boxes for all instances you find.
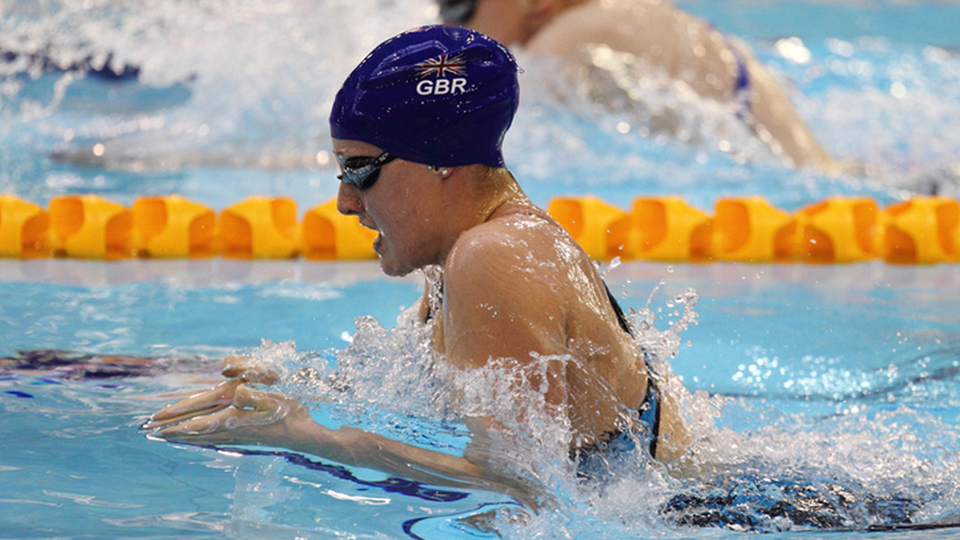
[0,195,48,259]
[713,196,793,263]
[48,195,132,259]
[219,196,300,259]
[883,197,960,264]
[628,196,713,262]
[302,199,377,260]
[0,193,957,264]
[133,195,217,258]
[549,195,958,264]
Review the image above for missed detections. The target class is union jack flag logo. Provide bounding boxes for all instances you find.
[416,54,467,78]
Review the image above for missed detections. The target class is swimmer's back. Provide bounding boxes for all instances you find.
[525,0,739,101]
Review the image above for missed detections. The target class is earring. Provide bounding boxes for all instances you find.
[440,169,450,176]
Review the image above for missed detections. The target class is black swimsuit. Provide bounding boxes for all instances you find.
[570,284,662,464]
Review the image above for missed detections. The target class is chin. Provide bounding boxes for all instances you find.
[377,256,412,278]
[375,243,421,277]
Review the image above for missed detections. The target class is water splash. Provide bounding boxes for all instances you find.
[226,271,960,536]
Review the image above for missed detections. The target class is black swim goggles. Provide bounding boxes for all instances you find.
[336,151,397,191]
[437,0,480,24]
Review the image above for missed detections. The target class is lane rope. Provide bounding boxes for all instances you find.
[1,194,957,264]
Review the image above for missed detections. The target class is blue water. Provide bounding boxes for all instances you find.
[2,262,959,538]
[2,0,960,538]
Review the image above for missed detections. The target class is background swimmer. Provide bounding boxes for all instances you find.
[438,0,845,173]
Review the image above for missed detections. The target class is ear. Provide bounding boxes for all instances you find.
[428,165,454,178]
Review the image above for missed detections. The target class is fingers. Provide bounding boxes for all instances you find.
[142,378,241,430]
[151,385,295,445]
[231,385,294,425]
[145,351,288,438]
[220,354,250,378]
[153,406,249,443]
[221,354,280,386]
[145,352,283,433]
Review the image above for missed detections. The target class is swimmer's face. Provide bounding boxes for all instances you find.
[333,139,446,277]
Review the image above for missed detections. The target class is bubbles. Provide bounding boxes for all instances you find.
[256,306,473,456]
[776,37,813,65]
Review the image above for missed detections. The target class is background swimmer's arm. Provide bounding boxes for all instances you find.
[733,44,843,173]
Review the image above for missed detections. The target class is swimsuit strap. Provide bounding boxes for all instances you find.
[638,368,661,458]
[576,281,662,458]
[603,280,634,338]
[570,371,661,464]
[604,280,662,456]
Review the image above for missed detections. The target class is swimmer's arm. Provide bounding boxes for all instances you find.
[288,420,533,501]
[530,1,842,173]
[146,383,535,505]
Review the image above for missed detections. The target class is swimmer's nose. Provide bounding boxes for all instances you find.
[337,182,363,216]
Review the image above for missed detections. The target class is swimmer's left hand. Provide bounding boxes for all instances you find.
[143,354,282,431]
[146,384,311,448]
[143,378,244,431]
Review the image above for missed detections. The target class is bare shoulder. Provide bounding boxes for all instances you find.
[439,207,578,365]
[442,204,583,309]
[446,209,561,279]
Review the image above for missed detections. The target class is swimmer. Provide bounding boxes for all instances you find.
[437,0,844,173]
[144,25,692,507]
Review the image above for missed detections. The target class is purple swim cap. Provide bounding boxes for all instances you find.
[330,25,520,168]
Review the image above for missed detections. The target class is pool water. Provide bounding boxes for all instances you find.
[2,0,960,538]
[2,262,959,538]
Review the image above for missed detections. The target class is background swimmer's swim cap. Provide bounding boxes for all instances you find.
[330,25,520,168]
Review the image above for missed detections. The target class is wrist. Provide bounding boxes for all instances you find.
[285,416,351,463]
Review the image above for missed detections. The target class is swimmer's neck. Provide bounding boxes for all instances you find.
[477,169,532,223]
[436,166,530,258]
[407,166,538,281]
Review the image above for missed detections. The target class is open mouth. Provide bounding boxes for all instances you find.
[358,220,382,254]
